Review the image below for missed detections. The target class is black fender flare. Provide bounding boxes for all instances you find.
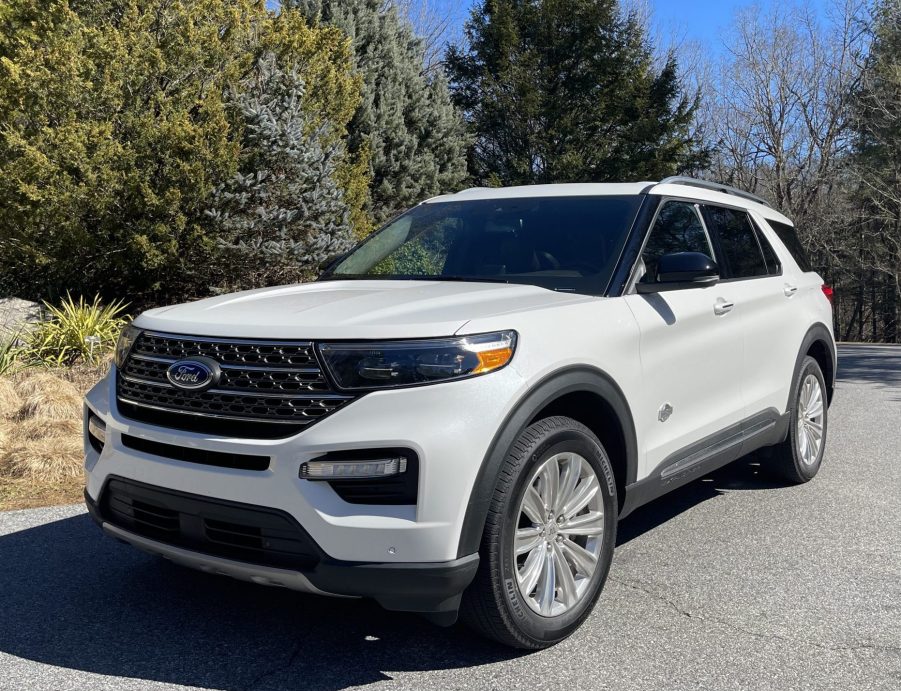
[787,322,836,413]
[456,365,637,558]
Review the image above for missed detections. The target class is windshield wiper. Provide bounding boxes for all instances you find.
[429,275,510,284]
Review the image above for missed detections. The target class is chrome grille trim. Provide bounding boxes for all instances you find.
[117,397,317,425]
[119,373,352,400]
[129,352,321,374]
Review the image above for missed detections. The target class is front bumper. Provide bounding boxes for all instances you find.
[85,487,479,620]
[85,363,524,564]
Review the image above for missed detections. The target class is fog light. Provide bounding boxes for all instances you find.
[87,413,106,453]
[300,457,407,480]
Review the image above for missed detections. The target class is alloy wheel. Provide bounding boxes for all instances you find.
[796,373,825,466]
[513,452,605,617]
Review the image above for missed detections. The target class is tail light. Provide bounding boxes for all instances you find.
[821,284,834,304]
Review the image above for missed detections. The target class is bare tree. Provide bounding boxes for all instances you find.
[698,0,901,341]
[705,0,869,227]
[390,0,459,72]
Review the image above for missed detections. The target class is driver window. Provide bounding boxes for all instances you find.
[639,201,714,283]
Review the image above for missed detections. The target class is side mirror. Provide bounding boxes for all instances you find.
[319,252,346,274]
[636,252,719,294]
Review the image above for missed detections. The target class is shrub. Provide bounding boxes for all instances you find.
[0,1,368,305]
[24,295,128,367]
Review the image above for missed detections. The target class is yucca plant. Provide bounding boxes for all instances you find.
[24,294,130,367]
[0,330,26,376]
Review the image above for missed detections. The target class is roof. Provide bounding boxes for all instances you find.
[424,183,655,202]
[424,180,793,226]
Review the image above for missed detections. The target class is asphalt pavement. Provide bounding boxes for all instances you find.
[0,344,899,690]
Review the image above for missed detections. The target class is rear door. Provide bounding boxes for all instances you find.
[700,204,802,421]
[624,200,746,478]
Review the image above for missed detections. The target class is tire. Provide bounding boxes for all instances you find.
[460,416,617,649]
[769,356,828,484]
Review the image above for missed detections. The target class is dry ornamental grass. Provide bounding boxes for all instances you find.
[0,369,98,510]
[2,436,83,482]
[16,379,82,420]
[0,378,20,418]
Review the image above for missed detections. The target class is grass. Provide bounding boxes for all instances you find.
[0,363,106,511]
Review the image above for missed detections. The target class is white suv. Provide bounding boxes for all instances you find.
[84,177,835,648]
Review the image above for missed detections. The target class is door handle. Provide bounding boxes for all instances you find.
[714,299,734,315]
[784,284,798,297]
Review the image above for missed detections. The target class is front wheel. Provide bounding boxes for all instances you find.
[769,356,828,483]
[461,416,617,649]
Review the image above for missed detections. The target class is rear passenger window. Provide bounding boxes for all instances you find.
[640,201,713,282]
[768,220,812,272]
[702,205,767,279]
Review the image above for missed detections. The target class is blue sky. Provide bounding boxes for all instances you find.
[434,0,831,55]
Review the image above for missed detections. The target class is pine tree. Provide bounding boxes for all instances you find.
[446,0,707,185]
[208,53,355,291]
[291,0,469,224]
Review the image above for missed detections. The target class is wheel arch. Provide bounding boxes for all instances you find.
[456,366,637,558]
[790,322,836,411]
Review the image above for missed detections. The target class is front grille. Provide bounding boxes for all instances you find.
[117,331,355,438]
[100,477,321,569]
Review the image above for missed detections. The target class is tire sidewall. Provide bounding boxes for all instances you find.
[788,357,828,480]
[496,424,617,645]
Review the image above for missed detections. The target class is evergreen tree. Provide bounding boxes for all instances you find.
[291,0,469,225]
[208,53,355,290]
[446,0,707,185]
[0,1,366,304]
[852,0,901,341]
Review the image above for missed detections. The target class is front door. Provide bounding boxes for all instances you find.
[623,200,746,478]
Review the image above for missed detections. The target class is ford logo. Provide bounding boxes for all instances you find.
[166,357,220,391]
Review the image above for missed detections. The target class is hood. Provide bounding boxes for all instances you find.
[134,280,596,340]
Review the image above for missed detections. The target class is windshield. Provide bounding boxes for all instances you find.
[323,195,643,294]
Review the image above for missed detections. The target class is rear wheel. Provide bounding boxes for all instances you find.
[770,356,828,483]
[461,416,617,649]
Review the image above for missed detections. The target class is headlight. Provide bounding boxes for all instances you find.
[318,330,517,390]
[114,324,141,368]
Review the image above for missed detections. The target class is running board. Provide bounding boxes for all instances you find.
[620,409,789,517]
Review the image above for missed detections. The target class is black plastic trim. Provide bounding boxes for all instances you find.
[94,476,321,569]
[121,434,271,471]
[86,480,479,619]
[607,194,663,296]
[790,323,837,407]
[455,365,637,558]
[620,408,789,517]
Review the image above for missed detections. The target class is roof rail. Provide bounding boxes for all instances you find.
[657,176,772,208]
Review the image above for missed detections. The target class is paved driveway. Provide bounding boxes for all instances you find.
[1,345,899,690]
